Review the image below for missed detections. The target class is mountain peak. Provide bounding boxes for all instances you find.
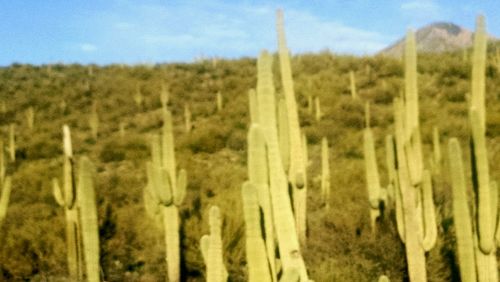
[379,22,476,57]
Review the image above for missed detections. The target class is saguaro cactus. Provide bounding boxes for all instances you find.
[184,104,192,133]
[144,109,187,282]
[200,206,227,282]
[52,125,82,280]
[431,126,442,175]
[0,140,12,226]
[276,9,307,247]
[8,124,15,162]
[134,84,144,109]
[255,50,308,280]
[216,92,223,112]
[77,156,100,282]
[447,15,499,282]
[321,137,330,209]
[363,102,382,231]
[314,96,322,122]
[350,71,357,99]
[161,83,170,110]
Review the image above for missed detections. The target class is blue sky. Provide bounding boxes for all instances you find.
[0,0,499,65]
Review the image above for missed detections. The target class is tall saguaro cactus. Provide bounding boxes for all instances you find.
[144,109,187,282]
[254,50,308,280]
[447,15,499,282]
[184,104,192,133]
[52,125,82,280]
[25,107,34,131]
[0,140,12,226]
[276,9,307,246]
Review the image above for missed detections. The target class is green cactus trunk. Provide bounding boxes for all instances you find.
[242,182,272,282]
[276,9,307,248]
[256,50,308,280]
[448,138,477,282]
[314,96,321,122]
[206,206,226,282]
[184,104,192,133]
[77,156,100,282]
[163,205,180,282]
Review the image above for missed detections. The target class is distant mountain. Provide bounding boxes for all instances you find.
[379,22,483,57]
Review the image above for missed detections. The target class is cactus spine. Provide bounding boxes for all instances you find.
[0,140,12,226]
[321,137,330,209]
[276,9,307,247]
[255,50,308,280]
[8,124,15,162]
[350,71,357,99]
[144,109,186,282]
[242,182,272,282]
[25,106,34,131]
[363,102,382,231]
[200,206,227,282]
[77,156,100,282]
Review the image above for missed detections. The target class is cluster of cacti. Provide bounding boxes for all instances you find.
[350,70,357,99]
[53,125,100,281]
[0,140,12,227]
[276,9,308,247]
[89,101,99,140]
[447,15,499,282]
[389,29,437,282]
[242,49,308,281]
[143,108,187,282]
[363,102,385,231]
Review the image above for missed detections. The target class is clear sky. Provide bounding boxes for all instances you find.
[0,0,499,65]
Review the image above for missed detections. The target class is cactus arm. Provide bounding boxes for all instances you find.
[200,234,209,263]
[162,110,177,189]
[432,127,441,174]
[394,176,405,243]
[242,182,272,282]
[385,135,397,202]
[77,157,100,282]
[277,94,290,171]
[364,127,381,209]
[421,170,437,251]
[448,138,477,282]
[52,178,65,206]
[174,169,187,206]
[378,275,390,282]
